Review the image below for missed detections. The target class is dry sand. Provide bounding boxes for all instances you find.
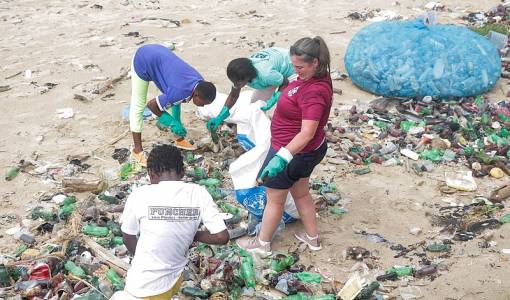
[1,0,510,299]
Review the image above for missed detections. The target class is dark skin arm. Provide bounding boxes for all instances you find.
[193,229,229,245]
[224,86,242,109]
[123,233,138,256]
[132,98,163,153]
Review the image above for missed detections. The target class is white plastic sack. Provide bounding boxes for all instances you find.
[196,91,257,150]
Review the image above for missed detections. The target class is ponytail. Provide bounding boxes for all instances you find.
[290,36,331,78]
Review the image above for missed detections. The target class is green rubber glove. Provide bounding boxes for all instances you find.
[261,91,281,111]
[158,112,187,137]
[171,104,181,123]
[207,106,230,131]
[258,147,293,182]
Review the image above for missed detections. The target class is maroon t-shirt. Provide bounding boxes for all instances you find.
[271,74,333,153]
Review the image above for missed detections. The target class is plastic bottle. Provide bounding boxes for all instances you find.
[106,268,125,291]
[58,203,76,220]
[198,178,221,187]
[98,193,119,204]
[81,224,110,237]
[354,281,380,299]
[31,207,57,222]
[64,261,86,278]
[414,265,437,277]
[281,293,335,300]
[500,213,510,223]
[295,272,322,284]
[61,195,76,206]
[111,236,124,247]
[426,243,451,252]
[0,264,10,287]
[118,162,133,181]
[13,244,28,258]
[269,254,296,272]
[240,252,256,287]
[182,286,209,298]
[219,202,240,215]
[5,166,20,181]
[107,220,122,236]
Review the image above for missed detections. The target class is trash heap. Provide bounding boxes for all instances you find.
[325,95,510,183]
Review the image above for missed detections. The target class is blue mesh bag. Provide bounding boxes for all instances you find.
[344,19,501,97]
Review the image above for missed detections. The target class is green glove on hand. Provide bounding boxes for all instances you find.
[158,112,187,137]
[207,106,230,131]
[261,91,281,112]
[258,147,293,182]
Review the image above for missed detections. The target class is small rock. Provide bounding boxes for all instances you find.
[490,167,505,179]
[409,227,422,235]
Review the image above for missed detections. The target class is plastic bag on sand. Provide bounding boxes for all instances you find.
[197,90,298,222]
[445,170,477,192]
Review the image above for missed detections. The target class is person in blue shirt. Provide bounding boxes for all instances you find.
[130,44,216,166]
[206,47,294,132]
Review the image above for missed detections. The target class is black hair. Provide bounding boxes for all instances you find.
[147,144,184,176]
[227,58,257,84]
[195,81,216,104]
[290,36,331,78]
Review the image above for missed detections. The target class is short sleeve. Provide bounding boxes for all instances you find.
[157,88,190,111]
[120,191,140,235]
[299,90,328,121]
[262,70,284,87]
[196,187,227,234]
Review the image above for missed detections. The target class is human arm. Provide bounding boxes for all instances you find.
[193,229,229,245]
[206,85,241,131]
[123,233,138,256]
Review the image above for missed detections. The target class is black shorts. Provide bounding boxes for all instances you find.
[258,141,327,190]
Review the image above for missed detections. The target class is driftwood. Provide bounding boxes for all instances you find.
[62,177,107,194]
[82,236,130,276]
[92,68,129,95]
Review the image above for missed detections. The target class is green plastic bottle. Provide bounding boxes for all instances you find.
[0,264,10,287]
[386,266,413,277]
[354,281,380,299]
[5,166,20,181]
[426,243,451,252]
[106,268,125,291]
[82,224,109,237]
[219,202,240,215]
[500,213,510,224]
[282,293,335,300]
[64,261,86,278]
[111,236,124,246]
[58,203,76,220]
[295,272,322,284]
[98,193,119,204]
[240,252,256,288]
[269,254,296,272]
[119,162,133,181]
[181,287,209,298]
[12,244,28,258]
[107,220,122,236]
[61,195,77,206]
[198,178,221,187]
[31,206,57,221]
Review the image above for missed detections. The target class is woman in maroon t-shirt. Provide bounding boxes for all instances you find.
[238,36,333,257]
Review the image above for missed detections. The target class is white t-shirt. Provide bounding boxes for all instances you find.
[121,181,227,297]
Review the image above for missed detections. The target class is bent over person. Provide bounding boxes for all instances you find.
[130,44,216,166]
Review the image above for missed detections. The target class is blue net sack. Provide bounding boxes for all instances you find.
[344,19,501,98]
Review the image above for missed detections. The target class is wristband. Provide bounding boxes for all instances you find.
[276,147,293,162]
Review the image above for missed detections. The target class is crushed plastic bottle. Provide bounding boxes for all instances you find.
[240,250,256,288]
[295,272,321,284]
[182,287,209,298]
[269,254,297,272]
[5,166,20,181]
[98,193,119,204]
[355,281,380,300]
[81,224,110,237]
[118,162,133,181]
[64,261,86,278]
[106,268,125,291]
